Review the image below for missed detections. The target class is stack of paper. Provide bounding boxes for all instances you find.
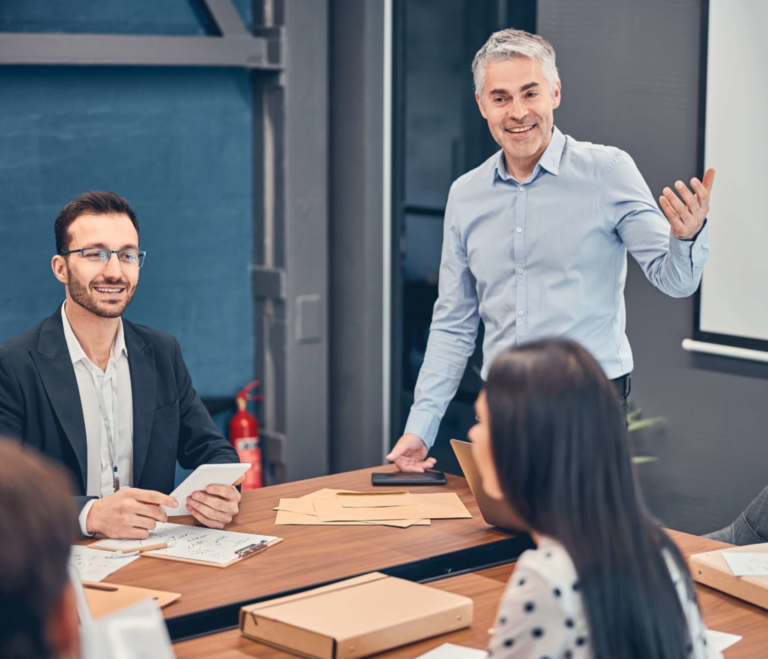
[274,488,472,528]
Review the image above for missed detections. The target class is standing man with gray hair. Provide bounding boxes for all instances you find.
[388,29,716,472]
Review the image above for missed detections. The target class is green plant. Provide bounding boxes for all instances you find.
[628,406,665,464]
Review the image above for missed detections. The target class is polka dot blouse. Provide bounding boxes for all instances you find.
[488,536,721,659]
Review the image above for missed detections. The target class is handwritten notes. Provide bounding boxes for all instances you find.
[70,546,140,582]
[722,551,768,576]
[94,523,278,566]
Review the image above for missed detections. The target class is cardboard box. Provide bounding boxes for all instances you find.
[690,542,768,610]
[240,572,473,659]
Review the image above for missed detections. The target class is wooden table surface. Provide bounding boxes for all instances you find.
[174,529,768,659]
[89,467,517,629]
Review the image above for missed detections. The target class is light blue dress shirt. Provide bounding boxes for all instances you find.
[405,127,709,448]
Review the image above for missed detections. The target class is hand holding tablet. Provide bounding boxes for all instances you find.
[164,463,251,516]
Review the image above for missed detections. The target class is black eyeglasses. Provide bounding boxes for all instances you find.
[59,248,147,268]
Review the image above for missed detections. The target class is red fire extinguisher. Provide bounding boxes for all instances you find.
[229,380,263,490]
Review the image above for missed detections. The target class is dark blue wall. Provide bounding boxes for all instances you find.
[0,2,256,401]
[0,0,252,36]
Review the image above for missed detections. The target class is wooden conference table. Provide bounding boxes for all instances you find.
[174,530,768,659]
[88,467,533,640]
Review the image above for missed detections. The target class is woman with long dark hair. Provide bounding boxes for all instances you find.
[469,339,719,659]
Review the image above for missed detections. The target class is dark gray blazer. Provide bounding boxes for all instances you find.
[707,486,768,545]
[0,306,238,515]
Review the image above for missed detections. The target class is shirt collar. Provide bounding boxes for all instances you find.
[61,302,127,369]
[494,126,566,182]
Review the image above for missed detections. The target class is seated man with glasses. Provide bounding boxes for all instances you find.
[0,191,241,539]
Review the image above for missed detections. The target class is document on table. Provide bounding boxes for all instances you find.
[70,546,140,582]
[415,643,489,659]
[336,491,414,508]
[705,629,742,653]
[273,488,431,527]
[313,492,472,522]
[86,599,175,659]
[93,523,278,566]
[721,551,768,576]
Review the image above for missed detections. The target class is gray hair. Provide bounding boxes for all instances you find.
[472,29,559,97]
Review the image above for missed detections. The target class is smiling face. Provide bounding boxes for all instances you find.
[52,213,140,319]
[475,56,561,178]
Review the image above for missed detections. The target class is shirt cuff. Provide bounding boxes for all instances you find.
[79,499,97,537]
[403,408,441,449]
[669,219,709,257]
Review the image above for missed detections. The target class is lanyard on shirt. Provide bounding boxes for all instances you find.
[93,372,120,492]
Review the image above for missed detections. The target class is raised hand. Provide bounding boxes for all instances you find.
[659,168,715,241]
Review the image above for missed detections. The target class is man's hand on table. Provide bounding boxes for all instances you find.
[186,474,244,530]
[86,488,178,539]
[387,433,436,473]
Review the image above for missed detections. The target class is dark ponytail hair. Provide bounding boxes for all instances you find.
[486,338,697,659]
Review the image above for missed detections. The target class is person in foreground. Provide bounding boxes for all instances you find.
[469,339,719,659]
[0,191,241,539]
[0,440,80,659]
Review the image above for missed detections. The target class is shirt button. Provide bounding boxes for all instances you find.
[518,269,524,274]
[516,227,522,233]
[518,311,524,317]
[518,186,525,192]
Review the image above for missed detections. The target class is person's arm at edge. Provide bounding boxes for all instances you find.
[388,187,480,472]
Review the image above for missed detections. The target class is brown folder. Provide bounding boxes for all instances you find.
[240,572,473,659]
[82,581,181,618]
[690,542,768,610]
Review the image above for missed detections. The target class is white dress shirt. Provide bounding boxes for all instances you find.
[61,303,134,535]
[404,128,709,448]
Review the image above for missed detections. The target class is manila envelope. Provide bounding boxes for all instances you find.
[82,582,180,619]
[337,491,414,508]
[274,510,430,528]
[273,489,362,515]
[275,497,316,516]
[313,492,472,523]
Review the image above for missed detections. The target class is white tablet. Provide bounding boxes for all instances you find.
[165,463,251,516]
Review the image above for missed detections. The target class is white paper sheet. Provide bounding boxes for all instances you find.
[101,522,277,566]
[705,629,742,653]
[100,599,175,659]
[415,643,489,659]
[69,545,140,582]
[721,551,768,576]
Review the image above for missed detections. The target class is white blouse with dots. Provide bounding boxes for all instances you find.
[489,536,722,659]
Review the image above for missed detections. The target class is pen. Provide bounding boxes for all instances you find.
[107,550,140,558]
[82,583,119,592]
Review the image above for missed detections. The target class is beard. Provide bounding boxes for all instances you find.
[66,266,136,319]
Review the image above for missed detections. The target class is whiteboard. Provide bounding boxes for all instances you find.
[699,0,768,345]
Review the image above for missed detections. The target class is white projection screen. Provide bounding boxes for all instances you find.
[694,0,768,357]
